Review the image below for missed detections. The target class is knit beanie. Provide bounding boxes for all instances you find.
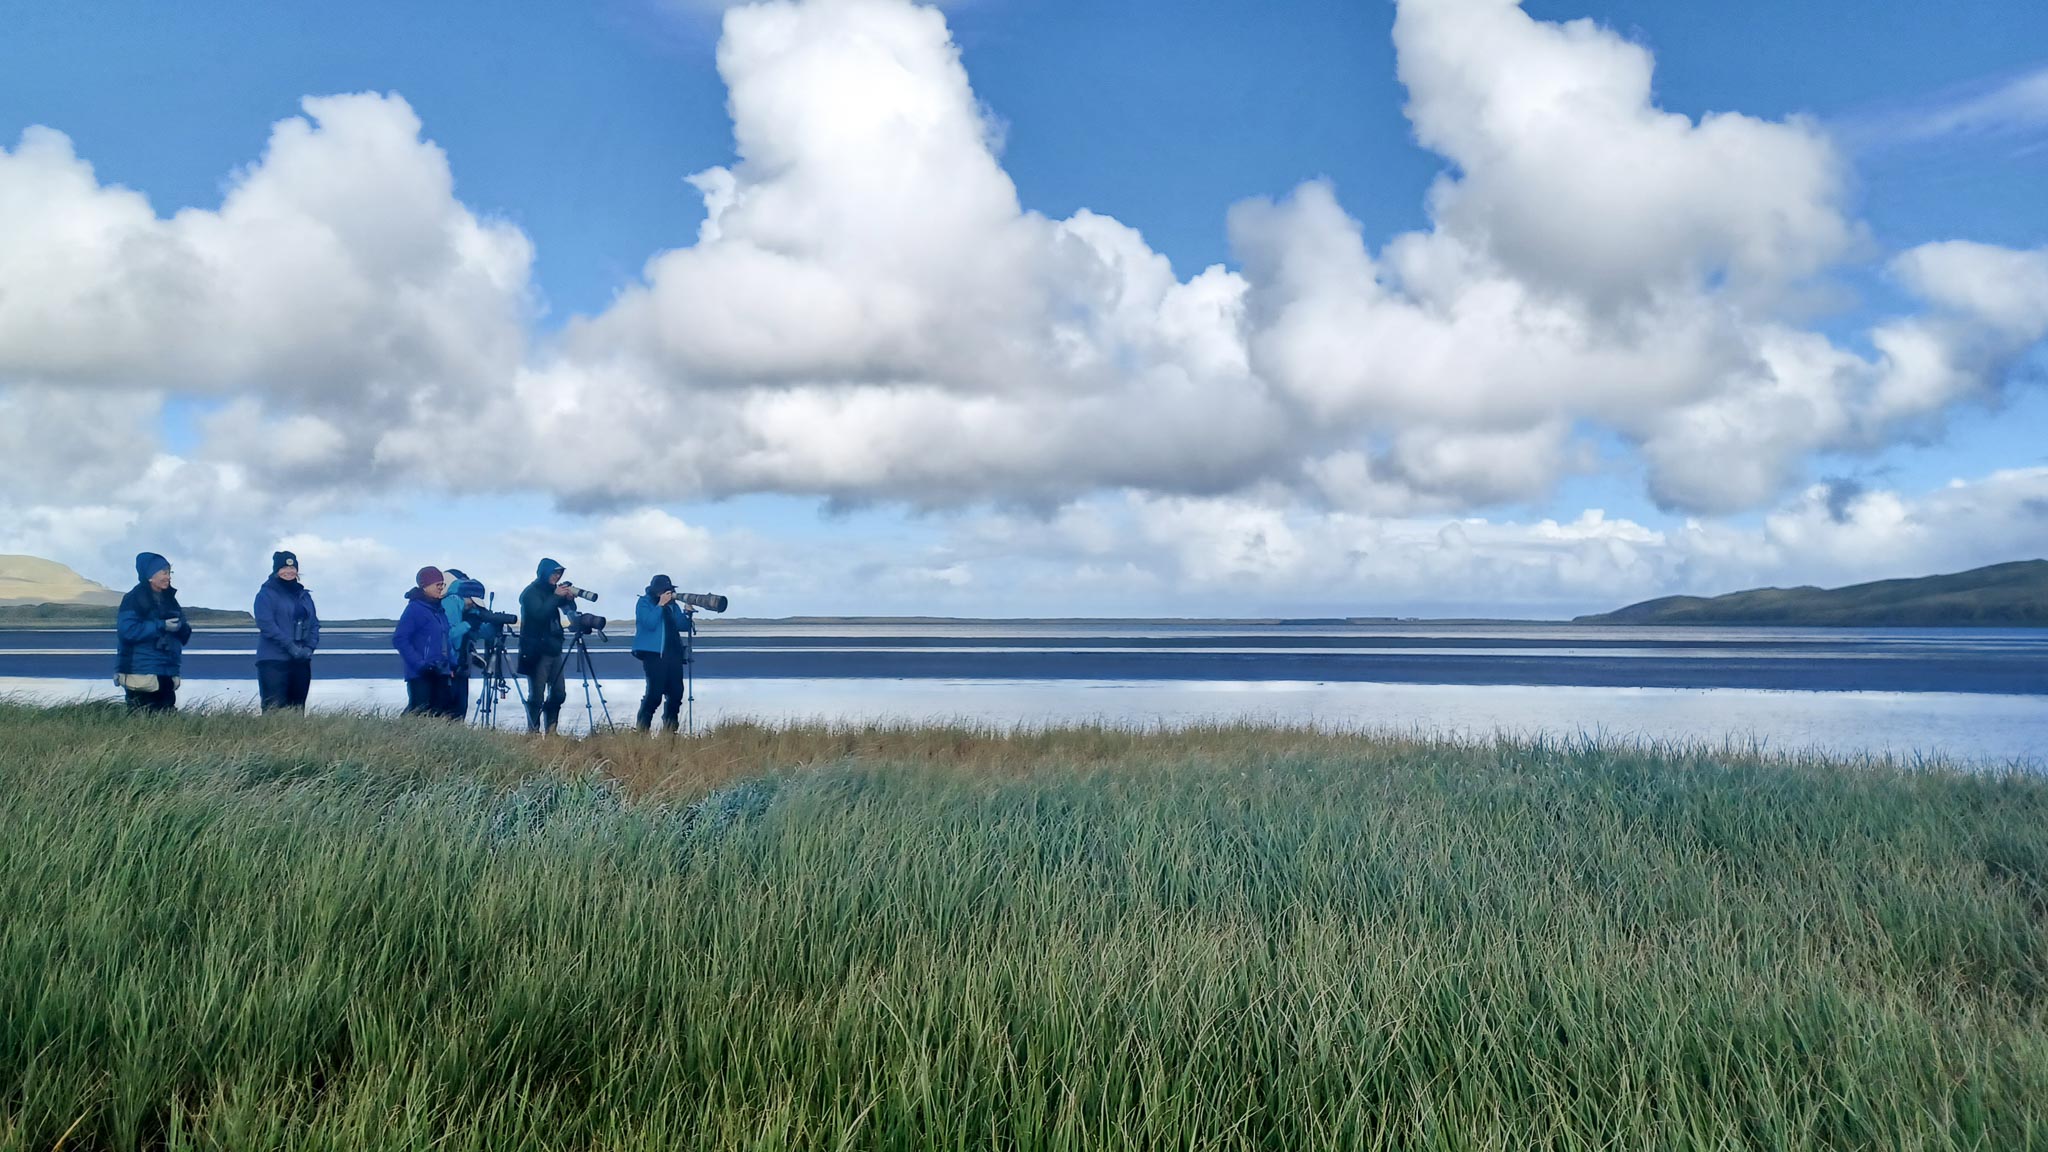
[416,566,445,588]
[272,550,299,574]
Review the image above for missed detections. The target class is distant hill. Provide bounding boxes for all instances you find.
[0,555,122,607]
[0,603,256,628]
[1576,560,2048,627]
[0,553,251,628]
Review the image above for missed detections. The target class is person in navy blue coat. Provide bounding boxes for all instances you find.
[253,550,320,712]
[115,551,191,713]
[391,566,457,717]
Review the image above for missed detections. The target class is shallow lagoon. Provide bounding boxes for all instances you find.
[5,675,2040,768]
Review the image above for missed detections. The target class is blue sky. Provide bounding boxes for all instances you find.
[1,0,2044,618]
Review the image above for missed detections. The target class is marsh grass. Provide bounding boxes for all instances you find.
[1,700,2044,1149]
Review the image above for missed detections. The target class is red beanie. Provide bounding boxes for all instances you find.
[416,566,445,587]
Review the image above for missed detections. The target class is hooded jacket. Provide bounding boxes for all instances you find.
[517,557,567,672]
[254,573,320,664]
[116,551,191,678]
[443,575,485,666]
[391,587,453,680]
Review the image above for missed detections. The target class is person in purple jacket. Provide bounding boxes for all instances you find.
[391,566,456,717]
[253,550,320,712]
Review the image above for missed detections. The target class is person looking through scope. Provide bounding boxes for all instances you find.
[517,557,585,734]
[632,574,695,733]
[441,569,485,719]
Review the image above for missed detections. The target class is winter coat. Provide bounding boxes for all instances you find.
[116,587,191,677]
[115,552,191,678]
[253,575,320,663]
[391,588,453,680]
[632,595,693,659]
[517,557,567,672]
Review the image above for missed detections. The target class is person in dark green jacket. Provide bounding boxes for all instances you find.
[517,557,577,733]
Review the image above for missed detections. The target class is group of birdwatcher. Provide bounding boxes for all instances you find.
[114,551,701,733]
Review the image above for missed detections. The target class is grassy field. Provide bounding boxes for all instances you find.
[1,702,2044,1149]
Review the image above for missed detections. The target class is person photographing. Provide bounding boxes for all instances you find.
[517,557,579,734]
[253,550,319,712]
[115,551,190,713]
[632,574,696,733]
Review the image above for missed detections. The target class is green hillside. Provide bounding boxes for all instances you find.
[1577,559,2048,627]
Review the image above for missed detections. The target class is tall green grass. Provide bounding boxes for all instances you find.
[1,701,2044,1149]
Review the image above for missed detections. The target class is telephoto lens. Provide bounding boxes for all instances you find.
[574,588,600,603]
[677,592,729,613]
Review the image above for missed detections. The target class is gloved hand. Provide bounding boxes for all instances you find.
[288,643,314,660]
[162,616,181,631]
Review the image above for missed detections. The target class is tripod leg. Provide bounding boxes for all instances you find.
[588,642,613,729]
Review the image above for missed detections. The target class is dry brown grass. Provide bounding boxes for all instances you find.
[576,718,1448,797]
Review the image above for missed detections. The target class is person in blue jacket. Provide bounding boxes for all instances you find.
[391,566,456,717]
[631,574,695,732]
[440,569,486,720]
[115,551,191,713]
[253,550,320,712]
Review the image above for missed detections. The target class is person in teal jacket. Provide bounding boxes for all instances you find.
[441,569,485,720]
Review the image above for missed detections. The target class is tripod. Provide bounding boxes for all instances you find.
[564,626,615,732]
[470,626,526,728]
[681,623,696,735]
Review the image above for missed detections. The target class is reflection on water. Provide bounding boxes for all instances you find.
[4,675,2040,768]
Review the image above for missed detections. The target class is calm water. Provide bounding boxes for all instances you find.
[4,674,2041,768]
[6,622,2039,766]
[4,622,2045,693]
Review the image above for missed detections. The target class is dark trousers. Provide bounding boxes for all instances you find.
[256,658,313,712]
[635,652,686,732]
[525,652,567,732]
[124,683,177,714]
[448,674,471,721]
[405,670,459,718]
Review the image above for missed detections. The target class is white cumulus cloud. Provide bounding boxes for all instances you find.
[0,0,2043,614]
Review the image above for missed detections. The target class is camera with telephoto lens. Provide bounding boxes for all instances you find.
[567,611,607,637]
[472,608,517,628]
[673,592,728,613]
[567,586,599,602]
